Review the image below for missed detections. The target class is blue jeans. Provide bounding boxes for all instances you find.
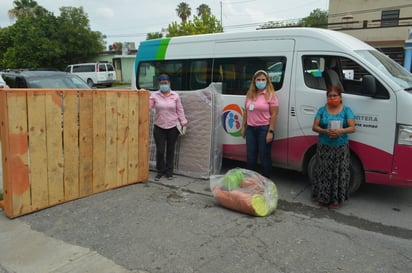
[245,125,273,178]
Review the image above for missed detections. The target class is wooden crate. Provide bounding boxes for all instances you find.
[0,89,150,218]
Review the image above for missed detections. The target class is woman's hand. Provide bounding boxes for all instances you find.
[327,129,340,138]
[241,126,246,138]
[266,132,274,143]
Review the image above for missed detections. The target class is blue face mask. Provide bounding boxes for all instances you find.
[159,84,170,92]
[255,81,266,90]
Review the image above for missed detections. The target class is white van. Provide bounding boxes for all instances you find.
[65,62,116,87]
[132,27,412,193]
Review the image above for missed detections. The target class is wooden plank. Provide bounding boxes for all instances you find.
[137,91,150,182]
[27,90,49,210]
[63,91,80,200]
[105,92,118,188]
[3,91,31,217]
[79,91,93,196]
[45,91,64,204]
[127,92,139,183]
[117,92,129,185]
[92,91,107,192]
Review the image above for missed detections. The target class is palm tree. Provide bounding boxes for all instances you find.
[176,2,191,23]
[8,0,44,20]
[197,4,211,18]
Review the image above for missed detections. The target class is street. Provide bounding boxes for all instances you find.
[9,159,412,273]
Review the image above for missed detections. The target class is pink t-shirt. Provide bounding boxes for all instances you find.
[150,91,188,129]
[245,90,278,126]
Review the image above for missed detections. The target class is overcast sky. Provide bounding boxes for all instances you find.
[0,0,328,49]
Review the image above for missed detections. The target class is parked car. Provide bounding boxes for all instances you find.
[0,74,8,88]
[65,62,116,88]
[0,70,90,89]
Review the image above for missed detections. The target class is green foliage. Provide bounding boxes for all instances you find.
[167,14,223,37]
[260,8,328,29]
[167,3,223,37]
[297,8,328,27]
[147,32,164,40]
[55,6,104,66]
[176,2,191,23]
[8,0,47,20]
[197,4,211,18]
[148,3,222,39]
[0,2,105,70]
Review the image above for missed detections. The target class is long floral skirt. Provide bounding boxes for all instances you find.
[312,143,350,205]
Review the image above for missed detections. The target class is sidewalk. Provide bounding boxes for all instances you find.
[0,211,146,273]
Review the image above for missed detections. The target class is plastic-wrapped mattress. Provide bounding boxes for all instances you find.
[149,83,223,178]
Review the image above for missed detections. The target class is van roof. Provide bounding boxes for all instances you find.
[141,27,373,52]
[68,62,112,66]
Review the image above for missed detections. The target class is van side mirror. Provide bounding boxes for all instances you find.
[362,75,376,97]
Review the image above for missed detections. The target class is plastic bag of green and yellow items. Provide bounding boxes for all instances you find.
[210,168,278,217]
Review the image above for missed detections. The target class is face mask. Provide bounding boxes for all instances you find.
[327,97,340,107]
[159,84,170,92]
[255,81,266,90]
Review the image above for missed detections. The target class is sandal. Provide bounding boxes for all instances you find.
[314,200,324,207]
[328,203,340,209]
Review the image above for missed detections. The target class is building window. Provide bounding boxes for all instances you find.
[381,9,399,27]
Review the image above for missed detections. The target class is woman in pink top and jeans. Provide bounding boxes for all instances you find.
[150,73,188,181]
[241,70,279,178]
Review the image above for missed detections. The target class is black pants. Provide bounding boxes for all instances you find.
[153,125,179,176]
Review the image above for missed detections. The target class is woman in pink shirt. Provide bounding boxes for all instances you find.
[241,70,279,178]
[150,73,188,181]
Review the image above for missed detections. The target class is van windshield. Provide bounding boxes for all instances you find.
[356,50,412,90]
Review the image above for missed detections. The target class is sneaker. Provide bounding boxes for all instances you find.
[154,174,162,181]
[166,174,173,180]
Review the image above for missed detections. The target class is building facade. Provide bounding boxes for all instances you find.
[328,0,412,66]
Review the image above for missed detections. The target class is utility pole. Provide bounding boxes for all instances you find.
[220,1,223,28]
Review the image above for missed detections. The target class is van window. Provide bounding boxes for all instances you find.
[189,60,210,90]
[302,55,389,99]
[136,56,286,93]
[107,64,114,71]
[213,57,286,95]
[99,64,107,72]
[340,56,389,98]
[137,60,184,90]
[73,64,95,73]
[302,56,326,90]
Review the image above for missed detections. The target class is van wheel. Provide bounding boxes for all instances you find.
[349,155,364,194]
[307,153,364,194]
[307,155,317,186]
[87,79,94,88]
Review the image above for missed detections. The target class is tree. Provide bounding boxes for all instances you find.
[298,8,328,28]
[147,3,222,40]
[147,32,163,40]
[259,8,328,29]
[8,0,47,20]
[166,3,222,37]
[176,2,191,23]
[0,5,105,70]
[57,6,105,64]
[197,4,211,18]
[2,13,62,68]
[167,14,223,37]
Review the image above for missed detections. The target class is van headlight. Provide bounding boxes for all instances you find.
[398,125,412,145]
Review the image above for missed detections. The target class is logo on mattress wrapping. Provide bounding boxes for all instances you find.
[222,104,243,137]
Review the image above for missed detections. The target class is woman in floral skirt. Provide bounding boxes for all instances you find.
[311,86,356,209]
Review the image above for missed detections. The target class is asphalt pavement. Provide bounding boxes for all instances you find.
[1,165,411,273]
